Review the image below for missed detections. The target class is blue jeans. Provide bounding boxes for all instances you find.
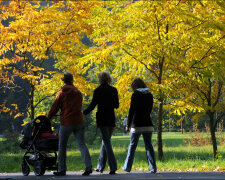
[58,124,92,172]
[96,127,117,172]
[123,132,156,172]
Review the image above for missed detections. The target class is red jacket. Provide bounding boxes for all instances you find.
[48,85,83,126]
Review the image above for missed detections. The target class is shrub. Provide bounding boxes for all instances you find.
[184,121,225,146]
[183,123,211,146]
[217,120,225,145]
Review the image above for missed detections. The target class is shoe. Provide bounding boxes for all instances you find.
[122,167,130,172]
[82,169,92,176]
[109,171,116,175]
[150,169,157,174]
[94,168,103,173]
[123,169,130,173]
[53,171,66,176]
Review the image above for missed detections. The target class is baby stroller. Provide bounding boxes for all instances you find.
[20,115,59,176]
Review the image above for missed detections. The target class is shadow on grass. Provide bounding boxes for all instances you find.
[159,150,224,161]
[111,135,185,148]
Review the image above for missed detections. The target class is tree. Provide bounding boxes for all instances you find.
[80,0,196,160]
[79,0,225,160]
[168,0,225,159]
[0,1,98,120]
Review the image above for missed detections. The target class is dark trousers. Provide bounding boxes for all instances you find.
[96,127,117,172]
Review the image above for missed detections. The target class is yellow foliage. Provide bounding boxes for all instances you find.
[82,0,225,121]
[0,1,224,125]
[0,1,101,119]
[14,113,23,119]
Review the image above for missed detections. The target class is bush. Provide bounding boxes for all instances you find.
[217,120,225,145]
[184,121,225,146]
[183,123,211,146]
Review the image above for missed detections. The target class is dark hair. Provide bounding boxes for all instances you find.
[61,72,73,85]
[98,71,112,85]
[131,78,147,91]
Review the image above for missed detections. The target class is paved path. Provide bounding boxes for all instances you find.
[1,171,225,180]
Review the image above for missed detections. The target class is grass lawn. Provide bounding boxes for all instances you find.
[1,132,225,173]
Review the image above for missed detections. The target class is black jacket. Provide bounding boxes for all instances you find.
[128,88,153,128]
[83,83,119,127]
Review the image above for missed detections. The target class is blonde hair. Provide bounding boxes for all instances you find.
[98,71,112,85]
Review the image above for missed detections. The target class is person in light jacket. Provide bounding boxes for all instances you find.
[48,72,92,176]
[83,71,119,175]
[122,78,157,173]
[123,116,128,135]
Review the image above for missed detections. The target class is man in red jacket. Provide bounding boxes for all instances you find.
[48,72,92,176]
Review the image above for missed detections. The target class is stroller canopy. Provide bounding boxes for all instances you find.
[21,116,52,143]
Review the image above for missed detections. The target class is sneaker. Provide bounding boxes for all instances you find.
[53,171,66,176]
[94,168,103,173]
[82,169,92,176]
[122,167,130,172]
[150,169,157,174]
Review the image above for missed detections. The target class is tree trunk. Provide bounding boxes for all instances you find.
[157,56,164,160]
[206,79,218,159]
[157,97,163,160]
[30,84,35,120]
[208,111,217,159]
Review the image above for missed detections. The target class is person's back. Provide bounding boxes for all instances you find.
[130,88,153,127]
[59,85,83,125]
[94,83,119,126]
[96,83,118,109]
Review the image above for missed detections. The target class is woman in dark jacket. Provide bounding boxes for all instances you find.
[122,78,157,173]
[83,71,119,174]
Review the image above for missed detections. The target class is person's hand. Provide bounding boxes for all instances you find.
[126,126,130,132]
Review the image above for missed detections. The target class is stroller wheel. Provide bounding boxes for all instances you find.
[22,161,30,176]
[34,160,45,176]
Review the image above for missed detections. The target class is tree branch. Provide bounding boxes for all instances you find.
[207,78,212,106]
[176,0,182,6]
[45,14,77,55]
[191,34,225,68]
[122,47,159,79]
[213,81,223,108]
[34,92,57,109]
[186,21,205,31]
[196,85,208,102]
[155,15,161,41]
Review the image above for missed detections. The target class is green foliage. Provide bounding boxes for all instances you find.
[0,130,21,154]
